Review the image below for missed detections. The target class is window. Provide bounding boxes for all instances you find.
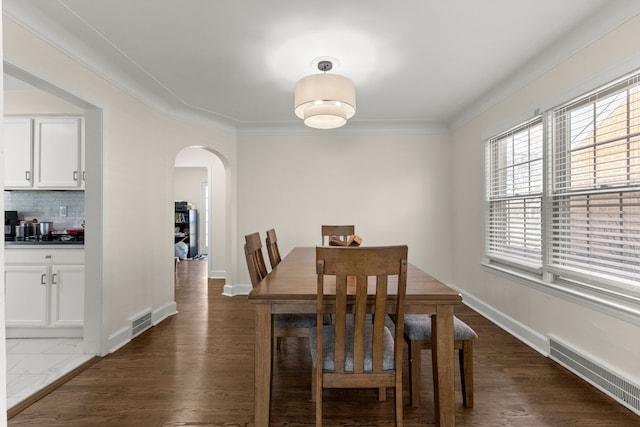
[485,70,640,316]
[486,118,543,271]
[551,73,640,286]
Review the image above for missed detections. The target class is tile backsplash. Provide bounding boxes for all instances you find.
[4,191,84,231]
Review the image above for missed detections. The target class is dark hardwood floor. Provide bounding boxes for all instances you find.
[8,259,638,426]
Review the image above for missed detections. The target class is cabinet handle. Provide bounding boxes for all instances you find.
[83,171,86,181]
[41,274,47,285]
[52,273,57,285]
[25,171,31,181]
[73,171,79,181]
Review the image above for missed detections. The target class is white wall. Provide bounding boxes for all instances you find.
[236,131,453,286]
[3,16,237,353]
[174,167,206,214]
[450,14,640,385]
[4,86,84,114]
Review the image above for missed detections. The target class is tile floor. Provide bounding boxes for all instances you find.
[6,338,93,408]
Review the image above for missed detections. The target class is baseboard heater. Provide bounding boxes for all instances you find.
[131,311,152,338]
[549,337,639,415]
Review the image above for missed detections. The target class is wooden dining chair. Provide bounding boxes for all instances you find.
[244,232,268,286]
[311,245,408,427]
[265,228,282,269]
[244,232,318,350]
[321,224,355,245]
[402,314,477,408]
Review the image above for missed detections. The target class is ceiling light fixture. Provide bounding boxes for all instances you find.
[294,60,356,129]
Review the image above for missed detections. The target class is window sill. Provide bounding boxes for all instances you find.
[481,261,640,326]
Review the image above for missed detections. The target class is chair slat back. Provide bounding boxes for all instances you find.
[315,246,408,375]
[244,232,268,287]
[321,225,355,245]
[265,228,282,269]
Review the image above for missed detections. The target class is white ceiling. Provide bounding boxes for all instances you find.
[4,0,640,132]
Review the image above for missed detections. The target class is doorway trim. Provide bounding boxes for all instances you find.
[3,62,106,356]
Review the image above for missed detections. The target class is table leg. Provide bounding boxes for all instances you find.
[431,305,455,426]
[254,304,272,427]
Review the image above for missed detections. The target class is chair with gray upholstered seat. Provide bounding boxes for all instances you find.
[402,313,477,408]
[244,231,318,350]
[310,245,408,426]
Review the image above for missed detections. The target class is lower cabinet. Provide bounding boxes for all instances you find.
[4,247,84,337]
[5,265,49,327]
[50,265,84,326]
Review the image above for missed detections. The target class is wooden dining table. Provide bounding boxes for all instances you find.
[248,246,463,426]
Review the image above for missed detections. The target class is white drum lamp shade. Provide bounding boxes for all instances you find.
[294,73,356,129]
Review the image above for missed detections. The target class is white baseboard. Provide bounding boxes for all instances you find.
[222,283,252,296]
[451,284,639,415]
[448,284,549,356]
[108,302,179,354]
[108,326,130,354]
[153,301,178,325]
[6,326,83,338]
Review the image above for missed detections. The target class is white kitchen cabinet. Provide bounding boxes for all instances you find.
[34,117,84,189]
[3,116,84,190]
[3,117,33,188]
[4,247,84,337]
[5,265,48,326]
[51,264,85,326]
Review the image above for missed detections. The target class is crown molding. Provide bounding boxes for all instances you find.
[237,118,448,135]
[3,6,238,133]
[7,2,639,135]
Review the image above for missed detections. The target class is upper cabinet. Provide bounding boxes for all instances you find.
[34,117,84,189]
[3,116,84,190]
[4,117,34,188]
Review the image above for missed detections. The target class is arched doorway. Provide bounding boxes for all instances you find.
[174,147,227,281]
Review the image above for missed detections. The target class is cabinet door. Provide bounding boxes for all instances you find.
[3,117,33,188]
[34,117,82,188]
[50,265,84,326]
[4,265,49,327]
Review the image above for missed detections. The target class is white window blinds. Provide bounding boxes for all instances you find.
[551,72,640,285]
[487,118,543,268]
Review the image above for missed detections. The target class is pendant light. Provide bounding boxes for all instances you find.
[294,60,356,129]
